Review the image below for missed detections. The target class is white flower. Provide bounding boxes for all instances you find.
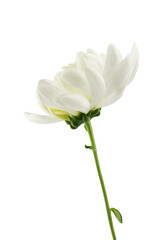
[25,44,139,126]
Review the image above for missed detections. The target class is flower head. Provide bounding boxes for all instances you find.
[25,44,139,128]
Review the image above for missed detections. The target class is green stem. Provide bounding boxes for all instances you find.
[85,120,116,240]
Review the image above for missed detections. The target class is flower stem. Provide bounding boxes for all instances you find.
[85,120,116,240]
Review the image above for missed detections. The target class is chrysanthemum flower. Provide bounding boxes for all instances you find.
[25,44,138,128]
[25,43,139,240]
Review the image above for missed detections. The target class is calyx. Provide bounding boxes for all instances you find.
[65,108,101,129]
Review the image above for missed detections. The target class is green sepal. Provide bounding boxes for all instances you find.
[111,208,123,223]
[69,115,81,123]
[65,120,71,125]
[82,115,90,123]
[70,124,77,129]
[85,145,95,150]
[65,108,101,130]
[90,108,101,118]
[84,124,88,131]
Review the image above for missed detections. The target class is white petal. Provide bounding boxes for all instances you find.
[100,53,106,64]
[55,69,91,100]
[85,67,105,109]
[55,94,91,114]
[105,44,139,93]
[99,90,124,107]
[36,93,49,114]
[37,79,77,115]
[76,52,103,74]
[62,63,77,70]
[102,44,139,107]
[87,48,100,58]
[76,52,86,71]
[103,44,122,77]
[127,43,139,85]
[103,47,135,101]
[37,79,65,108]
[106,57,131,92]
[24,112,62,124]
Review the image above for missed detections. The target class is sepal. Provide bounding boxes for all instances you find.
[65,108,101,129]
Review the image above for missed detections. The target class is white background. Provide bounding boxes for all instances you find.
[0,0,160,239]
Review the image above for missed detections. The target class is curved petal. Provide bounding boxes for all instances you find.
[76,52,103,74]
[103,44,122,77]
[36,93,49,114]
[55,69,91,101]
[102,44,139,107]
[37,79,65,107]
[103,46,136,100]
[76,52,86,71]
[99,90,124,107]
[62,62,77,70]
[85,66,105,109]
[127,43,139,85]
[37,79,77,115]
[87,48,101,58]
[24,112,62,124]
[100,53,106,64]
[104,56,131,95]
[55,93,91,114]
